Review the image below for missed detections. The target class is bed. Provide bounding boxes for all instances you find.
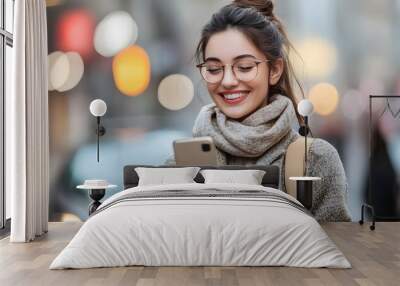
[50,165,350,269]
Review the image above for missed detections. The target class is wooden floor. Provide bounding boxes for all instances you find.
[0,222,399,286]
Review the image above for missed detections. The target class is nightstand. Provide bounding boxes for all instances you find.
[77,180,117,215]
[289,177,321,209]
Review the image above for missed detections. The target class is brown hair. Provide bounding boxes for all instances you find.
[196,0,304,123]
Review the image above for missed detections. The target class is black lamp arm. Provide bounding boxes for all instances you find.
[304,116,308,176]
[96,116,106,162]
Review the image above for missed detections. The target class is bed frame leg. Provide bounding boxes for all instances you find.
[359,203,375,231]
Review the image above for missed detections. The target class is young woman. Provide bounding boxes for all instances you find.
[190,0,351,222]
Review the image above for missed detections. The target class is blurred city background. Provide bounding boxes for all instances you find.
[44,0,400,221]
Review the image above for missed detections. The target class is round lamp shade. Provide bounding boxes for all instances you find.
[89,99,107,117]
[297,99,314,117]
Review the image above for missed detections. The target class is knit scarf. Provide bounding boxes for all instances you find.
[192,94,299,166]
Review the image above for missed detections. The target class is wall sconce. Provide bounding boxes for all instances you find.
[297,99,314,176]
[89,99,107,162]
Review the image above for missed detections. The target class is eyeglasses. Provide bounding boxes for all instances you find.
[196,59,269,84]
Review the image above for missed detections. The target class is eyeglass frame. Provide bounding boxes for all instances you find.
[196,58,270,84]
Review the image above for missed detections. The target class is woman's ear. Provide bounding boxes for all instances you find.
[269,58,284,85]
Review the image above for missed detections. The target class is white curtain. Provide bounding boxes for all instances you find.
[8,0,49,242]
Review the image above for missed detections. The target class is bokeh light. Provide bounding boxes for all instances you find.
[292,38,337,80]
[94,11,138,57]
[112,45,151,96]
[56,9,95,59]
[49,52,70,91]
[308,83,339,116]
[48,51,64,91]
[58,52,84,92]
[48,51,84,92]
[158,74,194,110]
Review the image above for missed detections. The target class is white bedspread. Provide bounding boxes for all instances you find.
[50,183,351,269]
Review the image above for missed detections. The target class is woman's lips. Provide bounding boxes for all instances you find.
[219,91,249,105]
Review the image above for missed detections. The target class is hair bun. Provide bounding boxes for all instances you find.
[232,0,275,19]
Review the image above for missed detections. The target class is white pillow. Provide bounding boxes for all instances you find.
[135,167,200,186]
[200,169,266,185]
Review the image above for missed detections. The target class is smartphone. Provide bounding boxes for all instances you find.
[173,136,219,166]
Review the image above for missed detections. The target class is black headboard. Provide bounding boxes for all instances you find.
[123,165,280,189]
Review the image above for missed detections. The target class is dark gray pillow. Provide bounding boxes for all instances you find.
[123,165,279,189]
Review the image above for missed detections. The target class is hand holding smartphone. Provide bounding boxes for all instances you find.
[173,136,219,166]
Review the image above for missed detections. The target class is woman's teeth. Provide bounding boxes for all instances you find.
[223,93,246,100]
[219,92,249,105]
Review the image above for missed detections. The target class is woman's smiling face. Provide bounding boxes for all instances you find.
[204,28,277,119]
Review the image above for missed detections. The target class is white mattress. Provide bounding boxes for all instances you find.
[50,183,351,269]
